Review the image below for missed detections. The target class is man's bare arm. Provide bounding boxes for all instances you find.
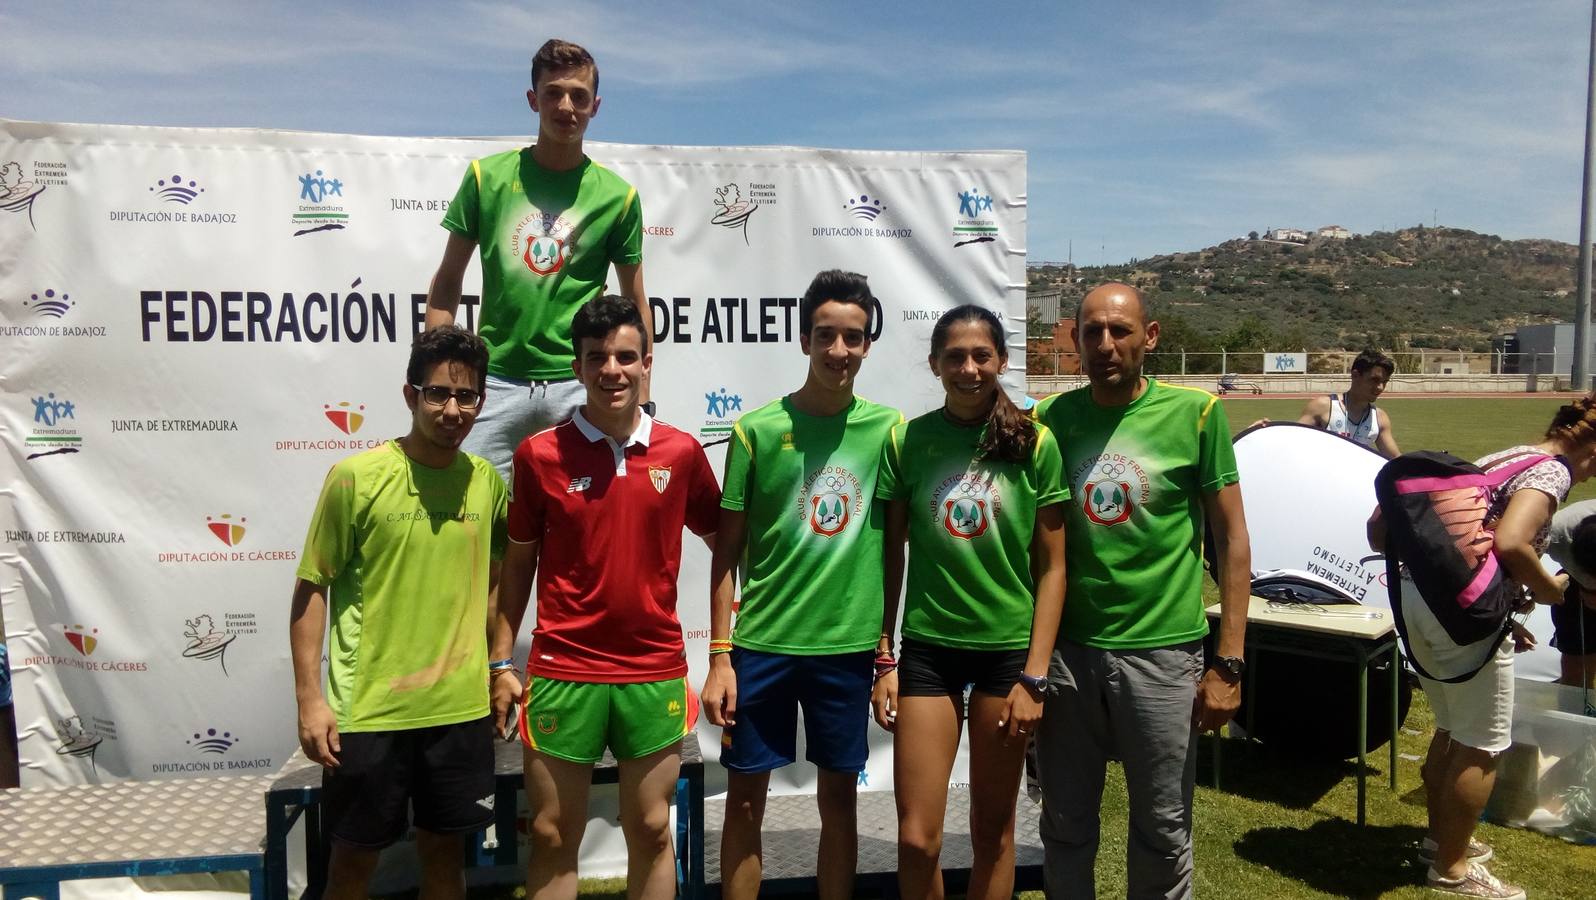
[1374,409,1401,459]
[425,233,478,330]
[1296,395,1330,427]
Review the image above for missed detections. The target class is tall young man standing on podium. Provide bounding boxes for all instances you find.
[426,38,649,478]
[491,296,719,900]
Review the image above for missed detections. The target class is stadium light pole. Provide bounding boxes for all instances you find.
[1575,0,1596,391]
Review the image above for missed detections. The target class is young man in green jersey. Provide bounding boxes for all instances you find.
[290,326,508,900]
[425,38,651,477]
[1033,282,1251,899]
[701,270,901,900]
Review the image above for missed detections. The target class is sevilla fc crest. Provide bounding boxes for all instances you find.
[524,235,566,275]
[809,491,851,537]
[1084,480,1133,526]
[649,466,671,494]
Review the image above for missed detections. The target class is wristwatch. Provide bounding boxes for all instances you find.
[1211,655,1245,680]
[1017,672,1049,697]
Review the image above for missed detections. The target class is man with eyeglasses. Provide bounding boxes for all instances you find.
[289,325,508,900]
[425,37,648,479]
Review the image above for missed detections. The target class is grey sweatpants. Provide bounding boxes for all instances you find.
[462,374,586,479]
[1036,639,1203,900]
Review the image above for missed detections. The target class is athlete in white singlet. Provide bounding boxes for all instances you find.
[1298,349,1400,458]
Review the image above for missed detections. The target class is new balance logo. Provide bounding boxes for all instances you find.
[567,476,592,493]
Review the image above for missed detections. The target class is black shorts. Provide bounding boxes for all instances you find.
[322,715,495,849]
[1552,582,1596,656]
[897,637,1028,700]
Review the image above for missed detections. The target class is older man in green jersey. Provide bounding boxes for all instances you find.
[1034,282,1251,899]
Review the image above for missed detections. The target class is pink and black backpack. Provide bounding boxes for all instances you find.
[1373,450,1566,683]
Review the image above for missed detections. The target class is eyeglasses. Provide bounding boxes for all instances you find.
[411,385,482,409]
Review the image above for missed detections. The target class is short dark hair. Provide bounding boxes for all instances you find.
[1351,349,1394,377]
[409,325,488,392]
[799,269,874,336]
[571,294,643,359]
[1573,515,1596,578]
[531,39,598,93]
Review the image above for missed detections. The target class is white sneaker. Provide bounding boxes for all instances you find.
[1426,862,1525,899]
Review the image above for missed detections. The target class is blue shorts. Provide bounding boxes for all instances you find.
[719,648,872,774]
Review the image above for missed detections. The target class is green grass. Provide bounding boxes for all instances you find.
[451,396,1596,899]
[1223,396,1596,503]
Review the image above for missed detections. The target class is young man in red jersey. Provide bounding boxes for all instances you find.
[490,294,718,900]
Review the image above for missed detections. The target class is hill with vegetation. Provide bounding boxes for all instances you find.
[1028,226,1579,355]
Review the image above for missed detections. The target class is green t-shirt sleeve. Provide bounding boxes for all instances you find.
[608,187,643,265]
[1197,394,1240,491]
[489,466,509,561]
[721,421,753,511]
[1032,426,1071,506]
[296,462,356,585]
[876,423,906,500]
[440,161,481,240]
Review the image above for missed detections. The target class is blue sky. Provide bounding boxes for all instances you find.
[2,1,1590,265]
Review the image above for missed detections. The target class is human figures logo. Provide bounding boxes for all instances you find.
[323,401,366,434]
[56,716,104,771]
[24,289,73,318]
[32,392,75,426]
[953,187,998,248]
[182,615,237,675]
[188,727,238,755]
[1,161,46,229]
[292,169,348,236]
[300,170,342,203]
[206,514,247,546]
[26,392,82,460]
[51,623,100,656]
[150,174,205,205]
[845,195,885,221]
[710,184,757,244]
[704,388,743,418]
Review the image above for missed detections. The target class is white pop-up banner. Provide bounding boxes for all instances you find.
[0,118,1024,874]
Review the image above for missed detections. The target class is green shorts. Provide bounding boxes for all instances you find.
[519,675,697,763]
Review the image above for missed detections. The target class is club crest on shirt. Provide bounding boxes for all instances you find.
[511,209,576,277]
[649,466,671,494]
[536,714,558,734]
[933,472,1000,540]
[798,466,863,538]
[1074,453,1149,528]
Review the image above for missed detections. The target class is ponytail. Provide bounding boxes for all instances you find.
[979,388,1036,464]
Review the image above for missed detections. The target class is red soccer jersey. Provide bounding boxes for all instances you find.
[509,410,720,682]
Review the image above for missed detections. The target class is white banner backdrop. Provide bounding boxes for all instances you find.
[0,119,1025,875]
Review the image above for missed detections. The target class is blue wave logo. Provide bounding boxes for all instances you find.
[187,727,237,754]
[26,289,73,318]
[845,195,885,221]
[150,174,204,205]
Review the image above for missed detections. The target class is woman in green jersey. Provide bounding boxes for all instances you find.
[872,304,1068,900]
